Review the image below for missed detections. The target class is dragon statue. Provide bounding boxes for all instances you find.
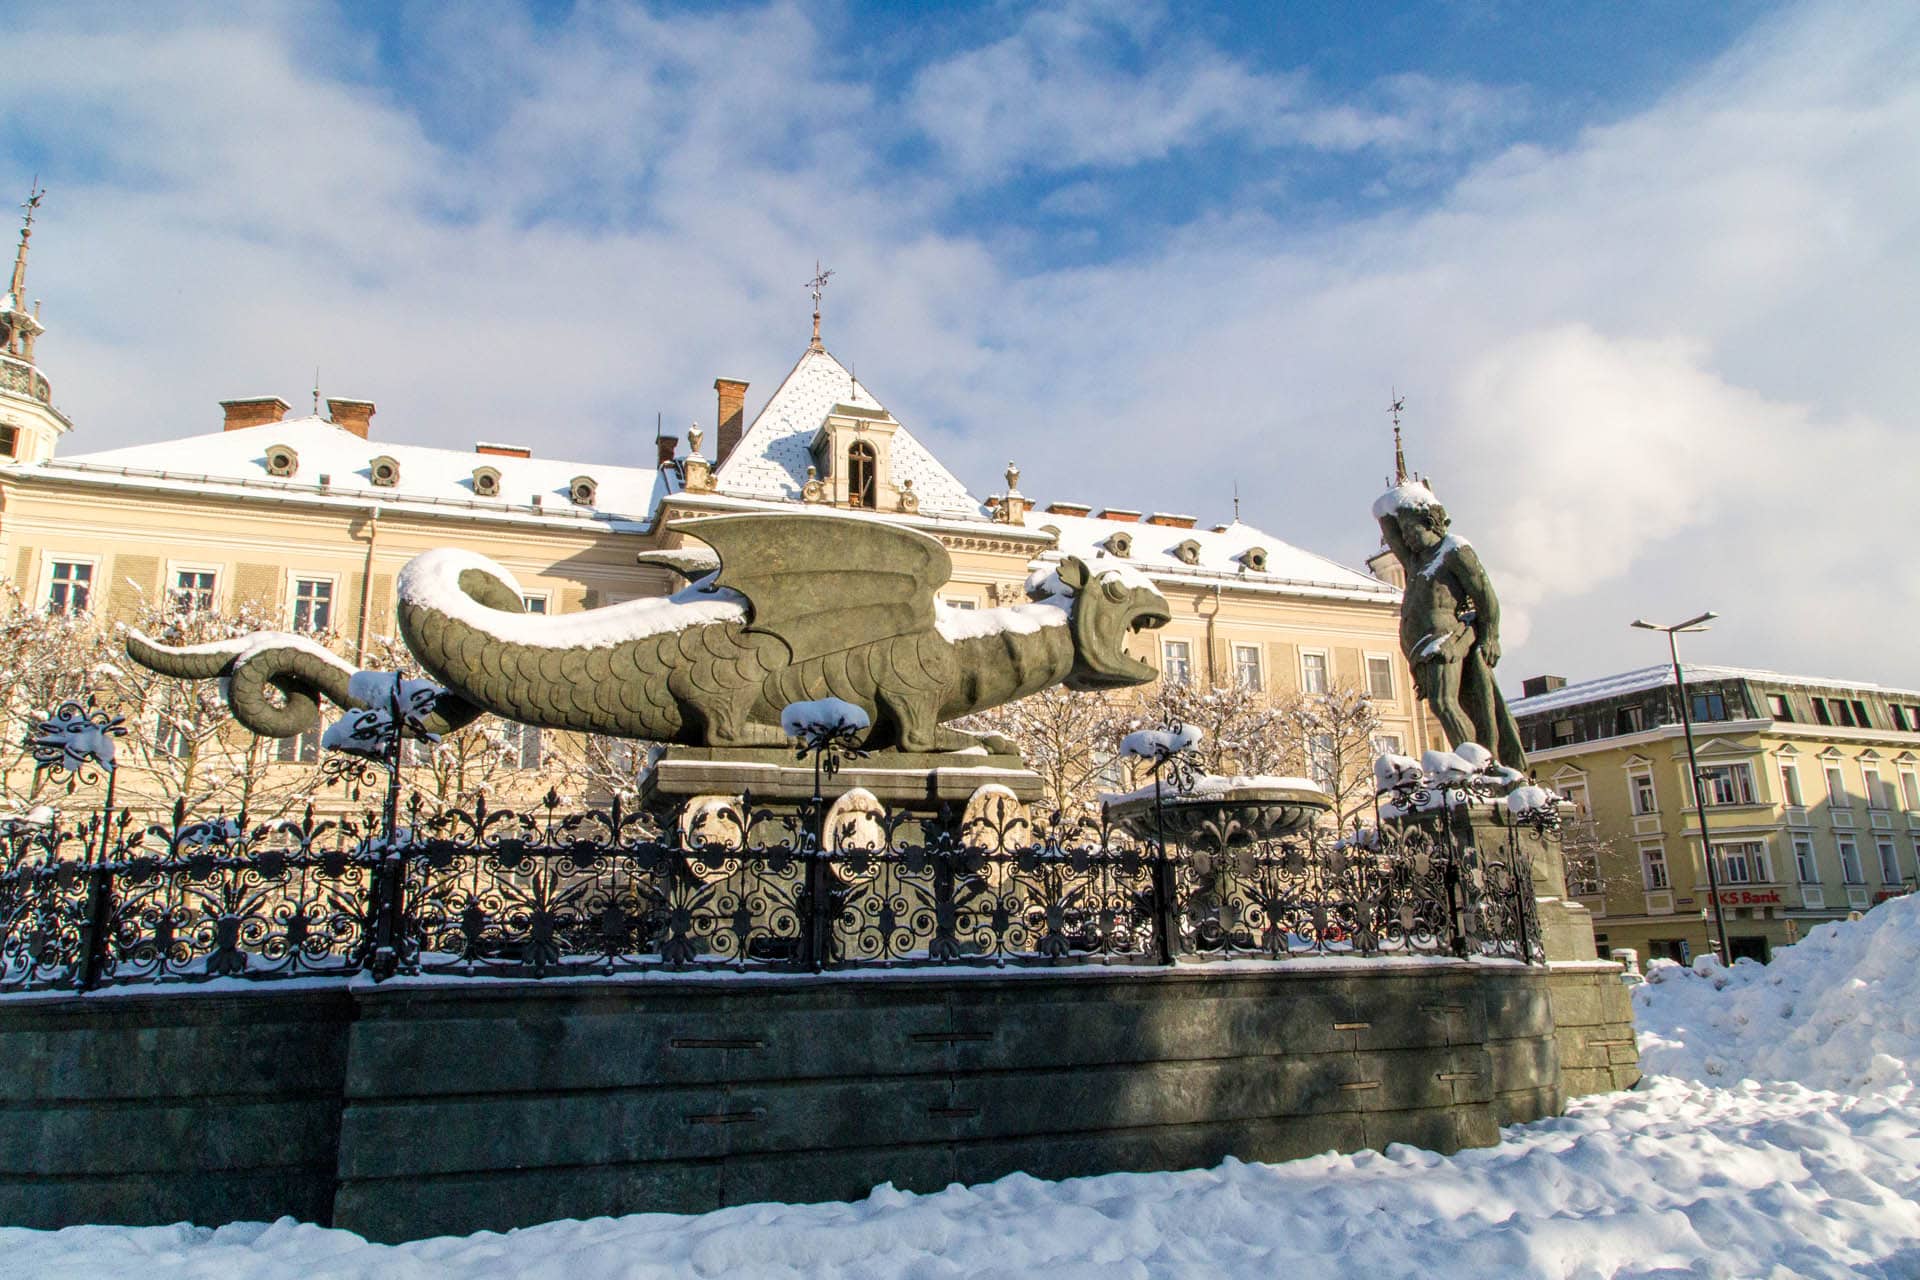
[126,512,1172,756]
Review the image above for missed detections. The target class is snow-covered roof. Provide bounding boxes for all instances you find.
[1033,512,1396,603]
[1510,664,1920,717]
[713,346,987,521]
[26,417,667,527]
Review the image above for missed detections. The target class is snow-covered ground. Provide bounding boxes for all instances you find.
[11,900,1920,1279]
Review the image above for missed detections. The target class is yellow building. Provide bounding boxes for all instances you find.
[1512,666,1920,965]
[0,223,1431,811]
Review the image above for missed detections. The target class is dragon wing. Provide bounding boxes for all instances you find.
[672,512,951,665]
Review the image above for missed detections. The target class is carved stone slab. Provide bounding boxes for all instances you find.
[641,745,1044,809]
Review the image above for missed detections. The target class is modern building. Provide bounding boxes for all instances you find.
[0,214,1434,812]
[1511,665,1920,964]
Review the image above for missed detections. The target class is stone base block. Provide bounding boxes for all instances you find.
[1545,962,1642,1098]
[642,746,1043,808]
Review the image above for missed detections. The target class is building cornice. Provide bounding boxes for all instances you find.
[1527,718,1920,764]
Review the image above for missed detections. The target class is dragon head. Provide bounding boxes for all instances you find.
[1044,556,1172,690]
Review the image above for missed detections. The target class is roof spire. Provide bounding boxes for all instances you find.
[8,180,42,309]
[1389,388,1408,485]
[805,260,833,352]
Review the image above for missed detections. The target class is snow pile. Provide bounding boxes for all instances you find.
[29,717,121,773]
[779,697,870,739]
[932,598,1067,642]
[1373,745,1535,819]
[1118,724,1202,760]
[1370,479,1440,520]
[1373,751,1424,792]
[1634,893,1920,1093]
[1502,785,1555,818]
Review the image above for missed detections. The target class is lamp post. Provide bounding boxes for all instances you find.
[1631,611,1730,963]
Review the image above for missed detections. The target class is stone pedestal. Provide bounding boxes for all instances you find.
[640,746,1043,812]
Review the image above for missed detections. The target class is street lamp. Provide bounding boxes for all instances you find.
[1631,611,1729,963]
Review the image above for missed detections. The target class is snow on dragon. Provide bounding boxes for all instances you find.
[126,512,1172,755]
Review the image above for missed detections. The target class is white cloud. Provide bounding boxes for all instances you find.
[904,8,1520,178]
[1,0,1914,688]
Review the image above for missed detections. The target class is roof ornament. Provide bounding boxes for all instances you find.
[312,367,322,417]
[805,260,834,352]
[8,179,43,309]
[1389,389,1408,486]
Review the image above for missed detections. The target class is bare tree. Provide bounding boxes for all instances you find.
[1559,812,1631,899]
[955,684,1132,819]
[0,581,122,812]
[1285,682,1384,829]
[1111,680,1306,783]
[567,733,657,807]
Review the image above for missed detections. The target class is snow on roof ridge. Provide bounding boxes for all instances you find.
[50,417,664,518]
[1033,509,1392,597]
[1511,663,1920,714]
[712,345,986,520]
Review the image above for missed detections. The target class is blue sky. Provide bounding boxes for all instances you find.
[2,0,1915,688]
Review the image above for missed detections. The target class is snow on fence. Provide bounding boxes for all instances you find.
[0,784,1541,992]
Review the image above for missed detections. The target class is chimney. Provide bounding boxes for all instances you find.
[1521,675,1568,699]
[1096,507,1142,523]
[714,378,748,465]
[220,396,291,431]
[656,434,679,468]
[1044,501,1093,517]
[326,397,375,440]
[1144,512,1197,528]
[475,442,532,459]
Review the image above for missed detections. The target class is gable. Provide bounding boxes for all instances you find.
[713,347,985,521]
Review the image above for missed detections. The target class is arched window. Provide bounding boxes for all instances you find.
[847,441,877,509]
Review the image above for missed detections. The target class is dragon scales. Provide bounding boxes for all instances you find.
[127,512,1173,756]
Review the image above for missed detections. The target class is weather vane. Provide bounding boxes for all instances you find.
[20,179,43,229]
[806,260,834,349]
[1389,388,1408,485]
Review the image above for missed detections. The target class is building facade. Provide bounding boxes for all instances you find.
[1512,666,1920,964]
[0,224,1431,815]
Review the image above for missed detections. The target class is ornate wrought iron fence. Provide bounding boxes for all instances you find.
[0,789,1541,993]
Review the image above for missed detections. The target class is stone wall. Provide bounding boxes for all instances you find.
[0,961,1618,1242]
[0,988,352,1230]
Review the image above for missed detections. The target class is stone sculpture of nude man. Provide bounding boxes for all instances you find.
[1373,481,1527,772]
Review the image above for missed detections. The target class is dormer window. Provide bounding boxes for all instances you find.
[1239,546,1269,572]
[1104,531,1133,558]
[265,444,298,478]
[848,441,877,509]
[569,475,597,506]
[472,466,501,498]
[1174,539,1202,565]
[369,455,400,487]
